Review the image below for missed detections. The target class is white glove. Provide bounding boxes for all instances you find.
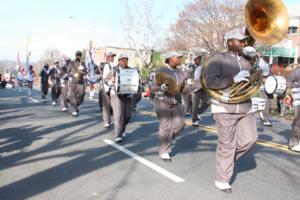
[234,70,250,83]
[79,65,84,71]
[243,46,257,58]
[187,79,193,85]
[74,73,78,78]
[161,83,169,92]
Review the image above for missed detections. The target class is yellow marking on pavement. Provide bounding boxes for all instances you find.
[138,110,298,155]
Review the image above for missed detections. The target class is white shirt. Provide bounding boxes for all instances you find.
[103,62,114,92]
[194,65,202,81]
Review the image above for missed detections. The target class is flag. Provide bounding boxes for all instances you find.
[86,41,95,82]
[26,51,31,70]
[16,51,20,67]
[49,50,53,60]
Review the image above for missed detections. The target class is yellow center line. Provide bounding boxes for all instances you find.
[137,110,298,155]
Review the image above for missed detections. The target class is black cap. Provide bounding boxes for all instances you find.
[75,51,82,56]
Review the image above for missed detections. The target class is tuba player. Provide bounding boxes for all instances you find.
[205,28,258,192]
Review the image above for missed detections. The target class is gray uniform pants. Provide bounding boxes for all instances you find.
[290,105,300,147]
[41,83,48,99]
[154,98,186,155]
[60,83,69,108]
[260,90,274,122]
[98,88,103,110]
[101,90,111,125]
[110,94,133,138]
[192,89,210,122]
[51,85,61,102]
[183,93,191,114]
[213,113,257,183]
[70,83,85,112]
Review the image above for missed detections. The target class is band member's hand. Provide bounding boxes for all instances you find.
[74,73,79,78]
[243,46,257,58]
[187,79,193,85]
[161,83,169,92]
[111,76,115,83]
[234,70,250,83]
[79,65,84,71]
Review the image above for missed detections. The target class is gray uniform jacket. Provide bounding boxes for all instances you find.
[205,51,252,114]
[67,60,86,84]
[151,65,186,105]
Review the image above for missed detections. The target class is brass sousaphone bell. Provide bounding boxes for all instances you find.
[201,0,289,104]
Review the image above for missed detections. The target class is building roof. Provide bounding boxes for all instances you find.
[95,45,153,53]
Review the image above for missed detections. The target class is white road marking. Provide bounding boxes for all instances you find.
[103,139,185,183]
[28,97,39,103]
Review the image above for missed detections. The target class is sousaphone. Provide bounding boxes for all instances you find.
[201,0,289,104]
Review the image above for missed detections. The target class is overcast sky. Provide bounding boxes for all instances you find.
[0,0,299,62]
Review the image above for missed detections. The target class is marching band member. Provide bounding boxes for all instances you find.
[67,51,86,116]
[205,28,258,192]
[148,71,156,103]
[104,53,133,143]
[182,64,194,116]
[99,52,116,128]
[191,54,210,126]
[88,68,97,100]
[26,65,36,96]
[258,57,274,126]
[40,64,50,103]
[150,52,186,162]
[96,66,103,112]
[49,60,62,106]
[16,66,25,92]
[86,45,97,100]
[287,56,300,153]
[60,58,71,112]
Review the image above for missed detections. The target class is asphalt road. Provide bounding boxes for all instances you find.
[0,87,300,200]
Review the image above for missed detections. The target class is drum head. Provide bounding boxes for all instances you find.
[264,76,276,94]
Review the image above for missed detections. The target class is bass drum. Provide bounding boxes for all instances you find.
[264,76,286,95]
[115,68,139,95]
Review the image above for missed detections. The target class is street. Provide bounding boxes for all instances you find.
[0,88,300,200]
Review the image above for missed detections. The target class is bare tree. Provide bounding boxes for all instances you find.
[166,0,246,53]
[119,0,166,67]
[36,49,64,70]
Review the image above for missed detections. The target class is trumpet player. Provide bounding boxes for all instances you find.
[150,52,186,162]
[205,28,258,192]
[67,51,86,116]
[60,58,71,112]
[40,64,50,103]
[49,60,61,106]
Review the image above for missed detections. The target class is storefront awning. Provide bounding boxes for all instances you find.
[263,47,295,58]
